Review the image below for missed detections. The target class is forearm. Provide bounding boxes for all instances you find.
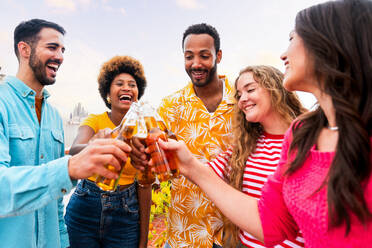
[68,144,87,155]
[189,162,264,241]
[0,156,74,217]
[137,184,152,248]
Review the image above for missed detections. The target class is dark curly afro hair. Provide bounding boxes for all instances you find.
[98,55,147,109]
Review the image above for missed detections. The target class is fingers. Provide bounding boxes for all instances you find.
[157,138,180,150]
[132,137,145,152]
[68,138,131,180]
[93,154,121,179]
[92,138,132,154]
[130,137,148,169]
[129,154,146,171]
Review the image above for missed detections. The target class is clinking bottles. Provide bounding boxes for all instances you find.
[145,128,172,182]
[141,102,180,183]
[95,101,180,190]
[154,111,180,178]
[135,110,156,186]
[95,103,138,191]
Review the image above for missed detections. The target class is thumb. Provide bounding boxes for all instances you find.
[158,138,180,151]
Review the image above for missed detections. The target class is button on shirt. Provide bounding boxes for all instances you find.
[0,76,74,248]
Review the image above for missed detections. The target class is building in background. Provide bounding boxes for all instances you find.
[69,102,88,124]
[64,102,88,148]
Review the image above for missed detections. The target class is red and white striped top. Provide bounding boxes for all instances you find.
[208,132,304,248]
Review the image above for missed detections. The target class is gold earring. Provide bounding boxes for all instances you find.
[106,96,111,104]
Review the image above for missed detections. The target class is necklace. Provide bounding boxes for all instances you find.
[327,125,339,131]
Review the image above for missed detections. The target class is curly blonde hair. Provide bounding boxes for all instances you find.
[223,65,306,246]
[98,55,147,109]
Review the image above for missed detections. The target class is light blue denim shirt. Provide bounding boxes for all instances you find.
[0,76,75,248]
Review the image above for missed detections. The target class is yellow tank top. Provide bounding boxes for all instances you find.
[82,112,137,185]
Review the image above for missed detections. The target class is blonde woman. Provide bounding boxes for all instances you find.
[205,65,305,248]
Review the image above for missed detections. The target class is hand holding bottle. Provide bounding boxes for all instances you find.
[147,138,198,182]
[68,138,131,180]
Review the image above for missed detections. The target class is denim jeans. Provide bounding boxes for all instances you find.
[64,179,139,248]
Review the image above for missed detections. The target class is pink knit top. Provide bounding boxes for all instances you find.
[258,128,372,248]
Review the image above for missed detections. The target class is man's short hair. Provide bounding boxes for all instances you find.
[14,19,66,59]
[182,23,220,54]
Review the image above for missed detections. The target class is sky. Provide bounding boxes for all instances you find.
[0,0,326,119]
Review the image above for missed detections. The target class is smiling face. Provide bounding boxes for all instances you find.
[183,34,221,87]
[236,72,275,124]
[280,31,317,93]
[108,73,138,112]
[28,28,65,86]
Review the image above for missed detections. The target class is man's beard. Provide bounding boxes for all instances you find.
[187,62,217,88]
[29,48,56,86]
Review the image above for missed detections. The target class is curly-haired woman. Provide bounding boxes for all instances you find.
[64,56,151,248]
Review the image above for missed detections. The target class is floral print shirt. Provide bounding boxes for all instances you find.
[158,76,234,247]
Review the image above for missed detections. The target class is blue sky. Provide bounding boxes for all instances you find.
[0,0,325,118]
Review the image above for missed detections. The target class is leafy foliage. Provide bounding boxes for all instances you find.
[148,181,171,247]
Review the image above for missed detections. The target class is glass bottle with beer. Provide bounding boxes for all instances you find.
[95,103,138,191]
[141,102,179,180]
[134,109,156,186]
[154,111,180,178]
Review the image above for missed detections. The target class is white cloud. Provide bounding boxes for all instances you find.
[78,0,91,5]
[119,7,126,16]
[102,3,114,12]
[176,0,204,9]
[47,37,107,118]
[0,30,18,76]
[45,0,76,12]
[0,31,12,44]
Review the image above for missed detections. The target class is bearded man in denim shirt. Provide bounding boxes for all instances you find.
[0,19,131,248]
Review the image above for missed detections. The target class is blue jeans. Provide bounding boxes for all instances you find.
[64,179,139,248]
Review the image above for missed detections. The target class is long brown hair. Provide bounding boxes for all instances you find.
[223,65,305,245]
[287,0,372,234]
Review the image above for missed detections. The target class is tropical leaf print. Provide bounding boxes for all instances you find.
[157,77,234,247]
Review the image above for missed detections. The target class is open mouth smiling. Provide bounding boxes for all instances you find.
[119,94,132,102]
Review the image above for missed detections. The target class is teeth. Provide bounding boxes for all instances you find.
[47,64,59,72]
[245,105,254,110]
[49,64,58,69]
[119,95,131,101]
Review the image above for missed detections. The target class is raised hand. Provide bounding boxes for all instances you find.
[67,138,131,180]
[149,139,200,180]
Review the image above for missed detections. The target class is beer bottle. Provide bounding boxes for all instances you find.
[154,112,180,178]
[145,127,173,182]
[95,103,138,191]
[135,109,156,186]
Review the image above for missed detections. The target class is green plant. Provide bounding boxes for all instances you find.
[148,181,171,247]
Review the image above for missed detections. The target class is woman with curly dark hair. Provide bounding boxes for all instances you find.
[64,56,151,248]
[155,0,372,247]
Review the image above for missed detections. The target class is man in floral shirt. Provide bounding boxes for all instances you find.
[158,23,234,248]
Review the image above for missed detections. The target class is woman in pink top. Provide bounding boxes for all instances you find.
[153,0,372,247]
